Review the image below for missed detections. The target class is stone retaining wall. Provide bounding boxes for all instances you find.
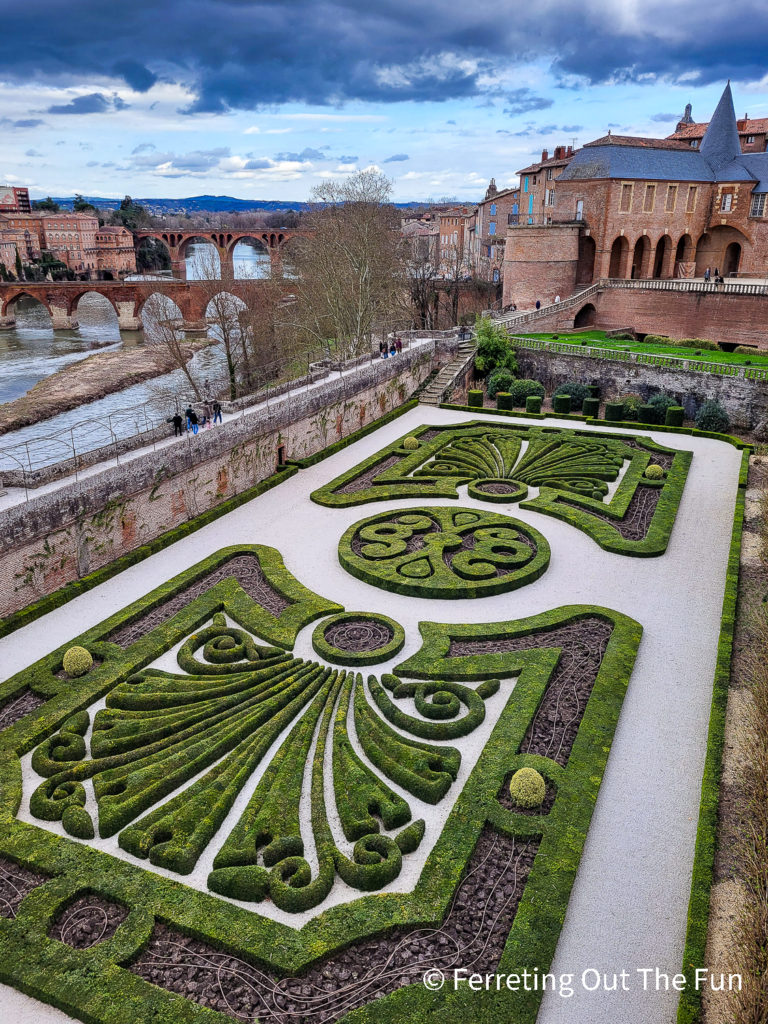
[515,347,768,433]
[0,347,438,620]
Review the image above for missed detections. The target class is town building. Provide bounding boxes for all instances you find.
[668,103,768,152]
[502,83,768,308]
[0,185,31,214]
[473,179,520,282]
[516,147,575,226]
[436,206,475,278]
[0,209,136,277]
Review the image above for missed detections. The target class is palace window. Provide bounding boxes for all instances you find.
[545,189,555,206]
[490,203,496,215]
[689,139,699,148]
[720,192,733,212]
[620,183,633,212]
[523,176,529,192]
[489,222,496,235]
[666,185,677,211]
[686,186,698,212]
[575,199,584,220]
[643,184,656,212]
[750,193,766,218]
[547,167,553,180]
[747,135,755,144]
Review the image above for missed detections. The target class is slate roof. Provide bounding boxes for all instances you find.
[558,84,767,191]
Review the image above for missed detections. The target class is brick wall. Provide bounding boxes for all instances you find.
[502,224,581,308]
[0,349,438,619]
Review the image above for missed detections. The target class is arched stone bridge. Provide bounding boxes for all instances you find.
[0,279,286,331]
[133,229,303,279]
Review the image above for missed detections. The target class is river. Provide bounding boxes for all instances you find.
[0,243,270,472]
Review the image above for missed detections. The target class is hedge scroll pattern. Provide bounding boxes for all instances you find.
[0,543,641,1024]
[312,420,691,556]
[339,506,550,598]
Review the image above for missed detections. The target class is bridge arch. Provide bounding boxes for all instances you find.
[1,290,54,319]
[135,235,173,275]
[178,237,222,280]
[72,290,120,318]
[228,236,271,279]
[694,225,750,276]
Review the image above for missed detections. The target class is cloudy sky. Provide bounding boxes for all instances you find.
[2,0,768,203]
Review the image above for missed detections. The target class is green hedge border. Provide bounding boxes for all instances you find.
[312,417,692,557]
[676,446,750,1024]
[337,506,551,599]
[311,612,406,666]
[0,594,642,1024]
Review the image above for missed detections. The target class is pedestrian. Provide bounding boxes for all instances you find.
[389,341,397,357]
[554,294,561,304]
[535,299,541,310]
[396,337,402,354]
[172,412,183,437]
[203,401,213,429]
[213,400,222,425]
[704,267,711,282]
[185,405,194,431]
[714,267,719,279]
[379,340,385,357]
[189,409,199,435]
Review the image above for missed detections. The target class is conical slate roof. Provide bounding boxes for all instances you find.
[700,82,742,172]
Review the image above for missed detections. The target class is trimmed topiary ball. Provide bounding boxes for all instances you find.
[62,646,93,677]
[402,436,420,450]
[644,464,664,480]
[508,767,546,808]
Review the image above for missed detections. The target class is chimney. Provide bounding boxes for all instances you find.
[566,145,573,156]
[554,145,565,160]
[541,148,548,162]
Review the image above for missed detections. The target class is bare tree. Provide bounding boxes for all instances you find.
[141,293,203,399]
[286,170,408,361]
[440,237,473,326]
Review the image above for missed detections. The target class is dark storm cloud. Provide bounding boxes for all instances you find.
[1,1,767,112]
[384,153,409,162]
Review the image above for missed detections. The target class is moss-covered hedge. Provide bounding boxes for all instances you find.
[311,613,406,666]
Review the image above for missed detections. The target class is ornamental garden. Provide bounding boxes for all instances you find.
[0,404,747,1024]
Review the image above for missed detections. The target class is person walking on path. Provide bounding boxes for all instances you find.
[535,299,541,310]
[172,413,183,437]
[704,267,711,283]
[395,337,402,354]
[189,410,199,435]
[213,401,222,425]
[185,406,194,431]
[379,340,385,358]
[203,401,213,429]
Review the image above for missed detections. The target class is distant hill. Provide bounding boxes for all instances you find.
[46,195,432,213]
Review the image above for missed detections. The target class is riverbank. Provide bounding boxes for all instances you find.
[0,341,208,437]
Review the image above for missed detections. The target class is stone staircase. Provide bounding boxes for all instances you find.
[419,339,476,406]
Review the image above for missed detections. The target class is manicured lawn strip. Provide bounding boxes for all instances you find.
[676,446,749,1024]
[514,331,768,367]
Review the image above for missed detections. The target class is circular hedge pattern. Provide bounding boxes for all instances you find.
[312,612,405,666]
[338,506,550,599]
[467,478,528,503]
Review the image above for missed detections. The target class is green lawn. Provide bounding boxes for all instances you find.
[513,331,768,367]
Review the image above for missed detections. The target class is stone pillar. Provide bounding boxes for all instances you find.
[503,224,580,309]
[218,247,234,279]
[49,304,78,330]
[170,253,187,281]
[116,301,142,331]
